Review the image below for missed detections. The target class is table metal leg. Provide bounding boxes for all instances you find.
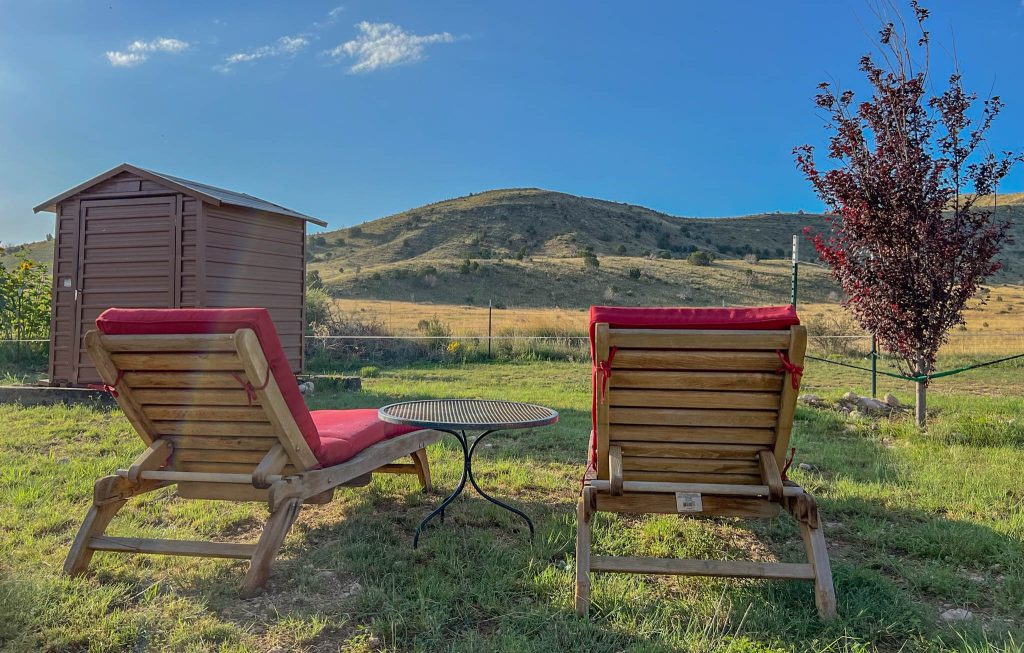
[414,428,535,547]
[468,430,535,538]
[413,429,468,548]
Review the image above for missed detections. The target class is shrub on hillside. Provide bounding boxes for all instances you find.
[687,251,712,266]
[627,267,642,280]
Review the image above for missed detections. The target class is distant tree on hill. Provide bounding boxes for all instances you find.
[687,251,712,266]
[794,1,1023,425]
[305,270,324,289]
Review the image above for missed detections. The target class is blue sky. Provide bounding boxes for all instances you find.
[2,1,1023,245]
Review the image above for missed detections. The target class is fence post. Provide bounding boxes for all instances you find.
[487,300,492,359]
[790,235,799,308]
[870,334,877,398]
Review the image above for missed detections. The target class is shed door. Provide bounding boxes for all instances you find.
[73,196,179,383]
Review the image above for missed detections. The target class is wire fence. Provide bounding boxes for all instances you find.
[3,334,1022,390]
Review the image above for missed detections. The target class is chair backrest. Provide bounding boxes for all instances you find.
[589,305,805,485]
[88,308,322,477]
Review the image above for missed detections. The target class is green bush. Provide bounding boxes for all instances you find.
[627,267,642,280]
[687,251,712,266]
[359,365,380,378]
[305,286,333,333]
[0,256,51,340]
[305,269,324,289]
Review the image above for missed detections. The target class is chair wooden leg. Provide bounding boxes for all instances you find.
[241,498,302,598]
[410,448,431,491]
[575,486,593,616]
[799,521,837,620]
[64,498,128,576]
[64,475,164,577]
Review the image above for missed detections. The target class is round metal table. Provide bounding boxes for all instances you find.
[378,399,558,547]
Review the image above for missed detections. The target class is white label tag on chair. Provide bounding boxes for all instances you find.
[675,492,703,513]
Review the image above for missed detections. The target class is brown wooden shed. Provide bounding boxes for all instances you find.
[34,163,326,386]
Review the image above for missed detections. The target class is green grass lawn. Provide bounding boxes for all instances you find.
[1,360,1023,652]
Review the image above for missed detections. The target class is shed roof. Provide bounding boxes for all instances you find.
[34,163,328,227]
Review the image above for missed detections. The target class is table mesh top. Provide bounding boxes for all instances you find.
[379,399,558,430]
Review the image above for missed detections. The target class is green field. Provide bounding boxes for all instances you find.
[2,358,1023,652]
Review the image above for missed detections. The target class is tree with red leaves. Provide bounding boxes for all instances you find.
[794,1,1022,425]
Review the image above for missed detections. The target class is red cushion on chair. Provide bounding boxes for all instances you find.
[589,305,799,353]
[310,409,421,466]
[95,308,320,455]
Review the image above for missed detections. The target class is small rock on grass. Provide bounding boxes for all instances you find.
[940,608,973,622]
[800,394,827,408]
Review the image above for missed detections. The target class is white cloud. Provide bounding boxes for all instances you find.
[216,35,310,72]
[313,6,345,29]
[325,21,455,73]
[106,37,189,67]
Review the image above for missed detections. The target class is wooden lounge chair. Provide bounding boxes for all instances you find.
[64,308,441,596]
[575,305,837,619]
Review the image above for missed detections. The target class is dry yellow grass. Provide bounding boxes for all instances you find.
[330,284,1024,358]
[331,298,587,336]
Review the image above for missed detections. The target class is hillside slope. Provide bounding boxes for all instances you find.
[8,189,1023,310]
[305,188,1024,308]
[306,188,828,268]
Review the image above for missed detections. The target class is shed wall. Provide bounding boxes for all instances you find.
[199,204,306,372]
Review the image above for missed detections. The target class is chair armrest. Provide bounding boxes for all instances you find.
[609,445,623,496]
[758,451,784,503]
[253,443,290,489]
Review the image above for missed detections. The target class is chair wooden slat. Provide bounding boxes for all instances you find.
[134,389,256,406]
[622,456,759,475]
[144,406,269,422]
[99,333,238,352]
[124,371,246,388]
[609,425,776,444]
[153,420,277,437]
[611,371,783,391]
[612,350,780,371]
[609,389,779,410]
[623,470,763,484]
[610,407,778,428]
[164,435,278,450]
[613,441,766,459]
[608,329,792,350]
[111,352,243,371]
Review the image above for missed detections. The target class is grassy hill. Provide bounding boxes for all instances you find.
[0,238,55,271]
[305,188,1024,308]
[7,188,1024,309]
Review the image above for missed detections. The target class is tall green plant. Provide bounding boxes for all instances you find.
[0,256,51,340]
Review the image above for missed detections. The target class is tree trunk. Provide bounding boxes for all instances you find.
[915,380,926,427]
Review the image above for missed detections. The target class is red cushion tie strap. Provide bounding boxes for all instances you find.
[579,460,596,494]
[781,447,796,481]
[88,369,125,397]
[596,346,618,402]
[775,350,804,390]
[231,371,270,406]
